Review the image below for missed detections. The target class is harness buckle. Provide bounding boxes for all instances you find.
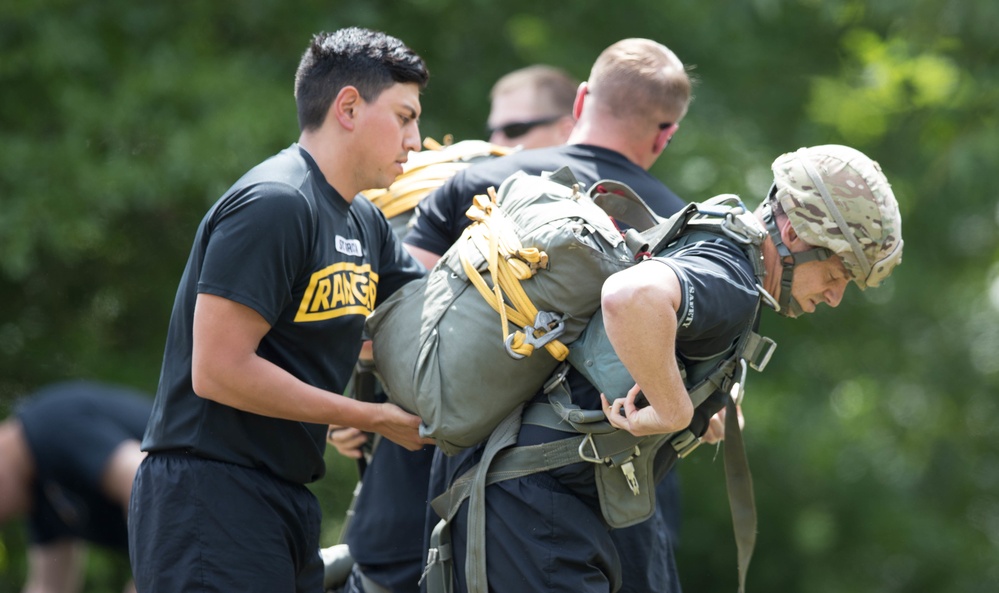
[671,429,703,459]
[503,311,566,359]
[543,362,570,395]
[747,336,777,372]
[578,433,643,468]
[621,461,640,496]
[578,433,603,463]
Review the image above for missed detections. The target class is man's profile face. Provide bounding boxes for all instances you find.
[352,82,423,191]
[786,253,851,317]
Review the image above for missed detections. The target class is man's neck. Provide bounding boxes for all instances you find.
[760,237,784,302]
[298,133,357,203]
[567,122,651,171]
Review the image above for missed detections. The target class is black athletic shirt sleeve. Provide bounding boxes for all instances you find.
[199,181,314,325]
[651,237,761,361]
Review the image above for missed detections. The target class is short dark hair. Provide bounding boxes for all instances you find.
[294,27,429,132]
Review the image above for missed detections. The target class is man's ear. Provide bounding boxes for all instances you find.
[572,81,588,121]
[332,86,362,131]
[653,122,678,154]
[779,215,804,248]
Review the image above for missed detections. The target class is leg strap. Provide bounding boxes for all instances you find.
[723,383,757,593]
[420,518,454,593]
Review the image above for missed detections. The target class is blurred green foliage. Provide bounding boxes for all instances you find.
[2,0,997,591]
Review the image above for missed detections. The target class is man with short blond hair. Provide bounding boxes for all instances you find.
[408,38,692,593]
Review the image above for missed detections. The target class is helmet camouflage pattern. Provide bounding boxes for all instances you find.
[771,145,904,289]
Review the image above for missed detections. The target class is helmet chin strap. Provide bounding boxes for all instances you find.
[761,199,831,318]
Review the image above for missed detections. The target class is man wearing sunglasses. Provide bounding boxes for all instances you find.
[486,64,578,150]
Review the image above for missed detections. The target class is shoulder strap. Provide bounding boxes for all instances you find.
[588,179,664,232]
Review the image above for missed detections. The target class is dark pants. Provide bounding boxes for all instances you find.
[427,440,683,593]
[129,452,324,593]
[449,470,621,592]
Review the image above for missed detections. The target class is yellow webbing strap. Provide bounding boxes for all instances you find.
[456,189,568,361]
[362,137,515,219]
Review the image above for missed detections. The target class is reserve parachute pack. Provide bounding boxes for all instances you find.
[369,168,778,593]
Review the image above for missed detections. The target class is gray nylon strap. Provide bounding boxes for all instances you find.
[591,183,663,232]
[684,354,740,408]
[427,427,590,593]
[430,434,587,521]
[521,402,581,433]
[724,387,757,593]
[542,377,618,434]
[422,519,454,593]
[546,165,580,189]
[465,404,524,593]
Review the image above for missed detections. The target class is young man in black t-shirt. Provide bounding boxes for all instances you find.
[128,28,433,593]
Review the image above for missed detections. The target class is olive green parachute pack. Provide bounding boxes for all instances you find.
[366,166,778,593]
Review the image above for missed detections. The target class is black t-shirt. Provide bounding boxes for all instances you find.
[143,144,425,484]
[405,144,685,256]
[16,381,152,549]
[555,235,761,424]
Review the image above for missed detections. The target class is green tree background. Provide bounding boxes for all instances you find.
[1,0,996,591]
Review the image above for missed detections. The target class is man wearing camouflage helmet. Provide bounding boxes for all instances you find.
[431,144,902,593]
[603,143,902,434]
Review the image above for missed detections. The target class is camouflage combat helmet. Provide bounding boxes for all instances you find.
[762,144,904,316]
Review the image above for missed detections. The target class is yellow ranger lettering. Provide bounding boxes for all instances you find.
[295,262,379,322]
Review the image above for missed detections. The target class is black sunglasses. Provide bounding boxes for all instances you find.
[488,115,563,139]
